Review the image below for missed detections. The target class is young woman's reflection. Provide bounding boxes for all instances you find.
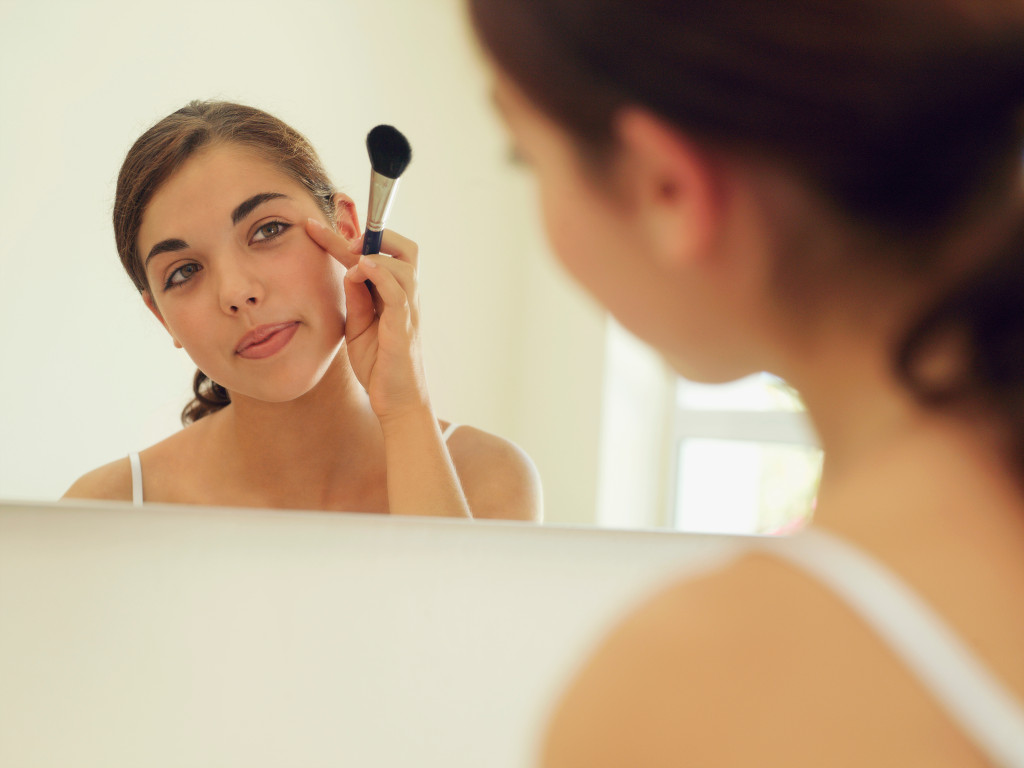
[470,0,1024,763]
[65,101,541,521]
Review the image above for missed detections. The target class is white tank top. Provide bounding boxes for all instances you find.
[752,528,1024,766]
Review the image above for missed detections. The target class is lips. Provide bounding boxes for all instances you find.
[235,322,300,359]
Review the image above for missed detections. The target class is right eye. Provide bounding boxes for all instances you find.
[165,262,201,290]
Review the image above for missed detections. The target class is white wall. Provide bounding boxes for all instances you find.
[0,0,608,525]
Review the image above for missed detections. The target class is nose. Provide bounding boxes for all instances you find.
[217,251,265,315]
[229,296,257,312]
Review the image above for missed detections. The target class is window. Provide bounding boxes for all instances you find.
[596,322,822,534]
[670,375,821,535]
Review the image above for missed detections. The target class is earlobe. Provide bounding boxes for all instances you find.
[614,108,724,269]
[332,193,362,241]
[142,290,182,349]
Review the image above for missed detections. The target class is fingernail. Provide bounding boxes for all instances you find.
[307,217,324,228]
[360,255,377,269]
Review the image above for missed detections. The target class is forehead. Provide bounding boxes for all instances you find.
[139,143,302,239]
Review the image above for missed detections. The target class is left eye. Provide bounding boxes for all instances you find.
[252,221,289,242]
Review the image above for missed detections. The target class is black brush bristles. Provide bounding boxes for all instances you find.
[366,125,412,179]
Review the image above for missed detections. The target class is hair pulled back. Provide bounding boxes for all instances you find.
[113,100,338,425]
[470,0,1024,476]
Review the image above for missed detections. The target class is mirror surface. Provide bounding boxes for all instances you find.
[0,0,818,530]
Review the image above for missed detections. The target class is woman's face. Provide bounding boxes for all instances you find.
[138,143,355,404]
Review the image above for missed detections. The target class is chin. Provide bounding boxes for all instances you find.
[224,364,332,405]
[662,351,759,385]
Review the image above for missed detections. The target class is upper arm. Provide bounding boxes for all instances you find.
[62,457,133,502]
[449,427,544,522]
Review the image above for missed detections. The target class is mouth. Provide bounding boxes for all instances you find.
[235,321,300,359]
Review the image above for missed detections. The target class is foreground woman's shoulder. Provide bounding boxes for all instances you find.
[445,424,543,522]
[541,551,988,766]
[62,456,134,502]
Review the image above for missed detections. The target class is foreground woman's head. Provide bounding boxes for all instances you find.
[470,0,1024,470]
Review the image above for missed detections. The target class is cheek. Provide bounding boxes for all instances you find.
[303,257,348,332]
[155,298,204,345]
[538,180,623,291]
[538,180,593,274]
[280,247,345,301]
[319,259,348,307]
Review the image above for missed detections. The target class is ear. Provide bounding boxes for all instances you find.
[332,193,361,241]
[613,108,725,270]
[142,291,183,349]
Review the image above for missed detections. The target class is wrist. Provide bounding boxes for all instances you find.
[377,402,438,440]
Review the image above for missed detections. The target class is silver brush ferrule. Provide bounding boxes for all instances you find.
[366,170,400,232]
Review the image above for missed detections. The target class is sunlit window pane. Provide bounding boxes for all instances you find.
[673,438,821,535]
[677,373,805,412]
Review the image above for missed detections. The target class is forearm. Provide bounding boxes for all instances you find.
[380,407,472,518]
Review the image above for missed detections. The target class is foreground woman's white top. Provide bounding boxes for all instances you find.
[755,527,1024,767]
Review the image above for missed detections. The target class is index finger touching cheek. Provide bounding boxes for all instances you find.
[306,217,359,269]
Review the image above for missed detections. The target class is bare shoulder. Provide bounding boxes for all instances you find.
[61,423,203,504]
[62,455,134,502]
[445,424,543,522]
[542,551,986,767]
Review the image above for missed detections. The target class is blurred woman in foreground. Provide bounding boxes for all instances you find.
[469,0,1024,763]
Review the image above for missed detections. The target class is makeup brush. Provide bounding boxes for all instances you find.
[363,124,412,256]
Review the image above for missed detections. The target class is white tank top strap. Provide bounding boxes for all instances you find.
[754,527,1024,767]
[127,451,143,506]
[441,422,461,443]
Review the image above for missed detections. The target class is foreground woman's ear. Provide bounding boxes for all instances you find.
[613,108,727,271]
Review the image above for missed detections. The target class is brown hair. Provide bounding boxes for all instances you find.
[113,100,338,425]
[470,0,1024,475]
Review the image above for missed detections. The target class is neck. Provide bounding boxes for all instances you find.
[207,352,387,509]
[793,341,913,479]
[780,319,1022,544]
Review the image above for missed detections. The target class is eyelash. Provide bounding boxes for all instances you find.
[164,262,201,291]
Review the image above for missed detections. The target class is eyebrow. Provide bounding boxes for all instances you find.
[144,192,291,267]
[145,238,188,267]
[231,192,289,225]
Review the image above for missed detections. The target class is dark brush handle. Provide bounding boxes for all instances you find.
[362,228,383,256]
[362,229,383,290]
